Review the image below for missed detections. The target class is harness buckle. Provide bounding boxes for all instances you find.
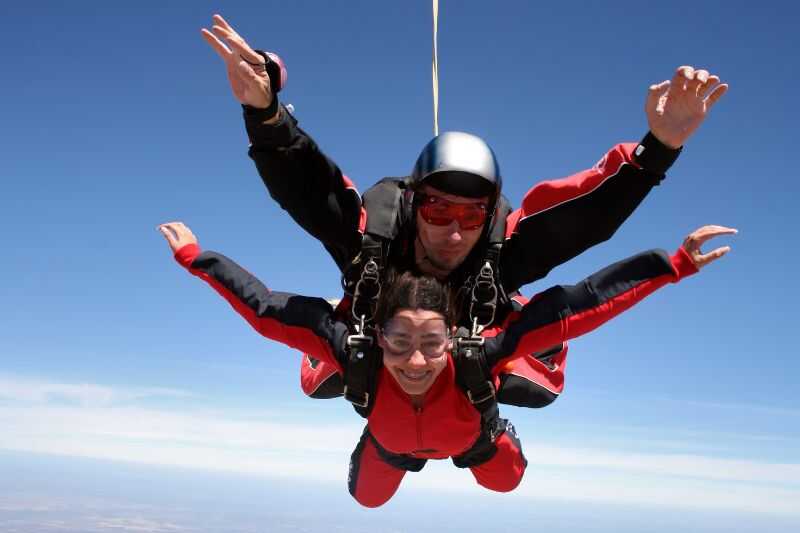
[343,324,374,409]
[454,334,495,404]
[487,418,508,442]
[346,321,374,352]
[466,382,496,405]
[343,386,370,408]
[469,260,498,332]
[352,258,382,324]
[456,334,485,350]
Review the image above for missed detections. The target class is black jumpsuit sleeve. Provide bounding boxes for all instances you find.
[486,246,698,370]
[175,243,350,371]
[499,133,681,292]
[244,106,364,271]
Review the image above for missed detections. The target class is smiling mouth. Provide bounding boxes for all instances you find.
[400,370,431,382]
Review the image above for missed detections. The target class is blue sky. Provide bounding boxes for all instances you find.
[1,1,799,531]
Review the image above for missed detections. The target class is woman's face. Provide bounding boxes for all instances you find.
[378,308,451,397]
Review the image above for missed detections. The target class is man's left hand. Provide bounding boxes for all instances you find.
[646,66,728,149]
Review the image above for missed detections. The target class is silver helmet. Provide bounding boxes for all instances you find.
[410,131,502,199]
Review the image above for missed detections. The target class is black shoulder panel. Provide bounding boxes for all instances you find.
[362,178,408,240]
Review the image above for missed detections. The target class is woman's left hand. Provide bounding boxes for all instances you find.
[158,222,198,253]
[682,225,737,269]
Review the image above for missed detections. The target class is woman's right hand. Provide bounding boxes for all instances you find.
[158,222,198,254]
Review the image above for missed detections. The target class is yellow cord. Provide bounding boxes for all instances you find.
[432,0,439,137]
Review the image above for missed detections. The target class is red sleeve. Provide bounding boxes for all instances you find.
[489,247,697,371]
[173,243,345,374]
[499,136,680,292]
[507,143,638,231]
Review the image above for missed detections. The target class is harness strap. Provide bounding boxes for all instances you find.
[350,236,383,324]
[468,246,500,332]
[340,179,410,418]
[453,330,502,441]
[342,178,405,319]
[464,194,511,331]
[368,429,428,472]
[343,326,377,417]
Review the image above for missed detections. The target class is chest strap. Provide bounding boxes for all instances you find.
[350,236,383,325]
[464,194,511,332]
[453,330,502,441]
[468,243,501,333]
[343,316,381,418]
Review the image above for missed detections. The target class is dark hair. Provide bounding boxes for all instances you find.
[373,269,457,328]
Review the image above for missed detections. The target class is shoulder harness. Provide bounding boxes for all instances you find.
[339,179,511,428]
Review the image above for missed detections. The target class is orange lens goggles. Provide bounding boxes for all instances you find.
[417,193,488,231]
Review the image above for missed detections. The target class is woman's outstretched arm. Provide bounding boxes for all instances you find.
[159,222,348,372]
[487,225,736,369]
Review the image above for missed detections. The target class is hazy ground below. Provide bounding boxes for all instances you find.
[1,451,797,533]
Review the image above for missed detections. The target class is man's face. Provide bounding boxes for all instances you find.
[414,185,489,278]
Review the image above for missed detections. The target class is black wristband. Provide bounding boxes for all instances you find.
[633,131,682,178]
[242,94,280,122]
[239,49,281,120]
[254,49,284,93]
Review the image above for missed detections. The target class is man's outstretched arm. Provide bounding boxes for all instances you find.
[202,14,364,270]
[500,66,728,292]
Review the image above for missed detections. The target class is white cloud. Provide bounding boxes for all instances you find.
[402,461,800,516]
[1,375,799,517]
[0,375,191,407]
[88,517,189,532]
[520,444,800,484]
[680,398,800,418]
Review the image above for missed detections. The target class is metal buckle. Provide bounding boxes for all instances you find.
[347,332,373,351]
[343,386,370,408]
[487,418,507,443]
[467,382,496,405]
[469,261,497,332]
[456,334,485,353]
[347,322,373,364]
[456,335,494,404]
[352,258,382,323]
[347,315,374,354]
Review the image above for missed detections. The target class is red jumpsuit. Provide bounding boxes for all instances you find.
[243,105,682,404]
[174,242,698,507]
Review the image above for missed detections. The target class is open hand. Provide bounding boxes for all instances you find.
[646,66,728,149]
[201,14,272,109]
[158,222,198,253]
[682,225,737,269]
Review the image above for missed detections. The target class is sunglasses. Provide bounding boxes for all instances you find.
[416,193,488,231]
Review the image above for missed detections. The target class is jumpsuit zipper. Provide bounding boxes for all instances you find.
[415,406,424,452]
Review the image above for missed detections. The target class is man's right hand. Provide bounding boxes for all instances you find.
[201,14,273,111]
